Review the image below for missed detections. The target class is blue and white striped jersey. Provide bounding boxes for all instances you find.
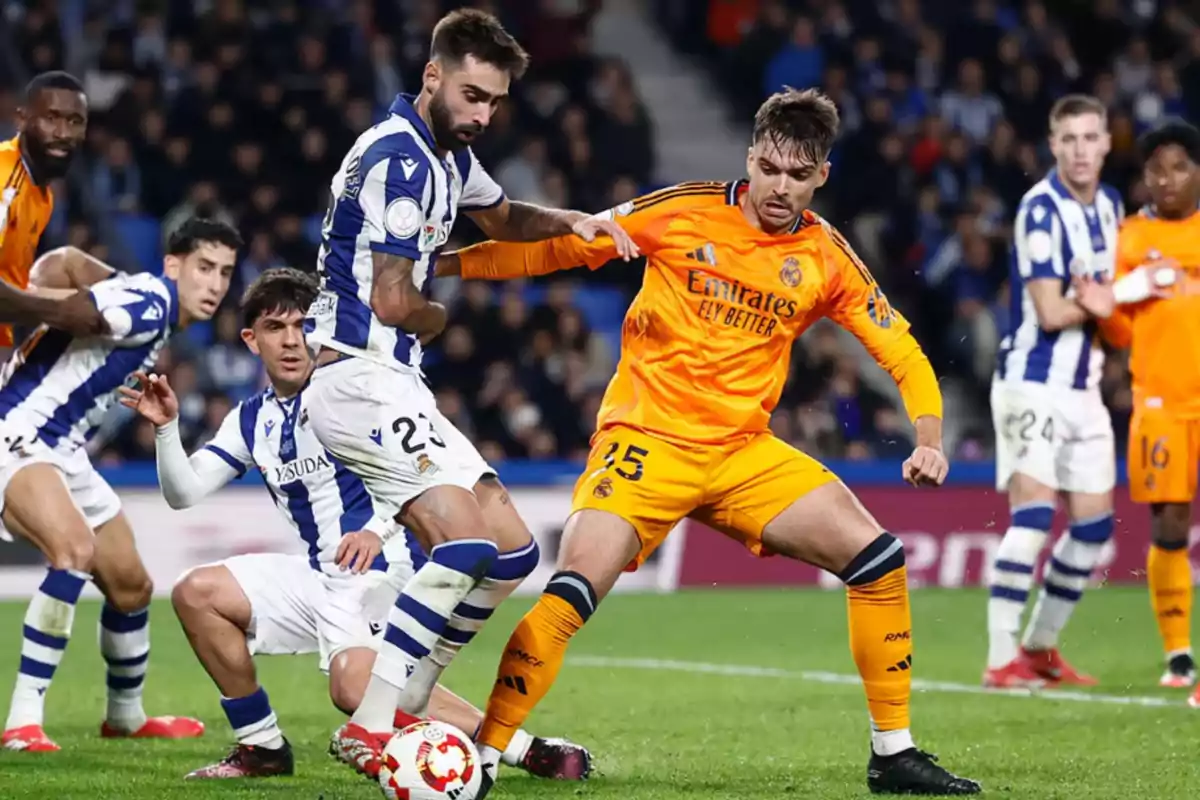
[996,171,1123,390]
[0,273,175,452]
[203,385,424,575]
[305,93,505,373]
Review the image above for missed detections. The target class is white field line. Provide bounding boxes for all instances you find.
[569,656,1185,709]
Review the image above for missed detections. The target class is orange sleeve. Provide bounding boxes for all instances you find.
[819,224,943,422]
[459,182,725,280]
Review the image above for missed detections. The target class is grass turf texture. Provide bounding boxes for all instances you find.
[1,587,1197,799]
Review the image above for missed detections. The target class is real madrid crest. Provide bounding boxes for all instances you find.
[779,256,801,288]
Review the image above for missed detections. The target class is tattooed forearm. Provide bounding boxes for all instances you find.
[501,202,586,241]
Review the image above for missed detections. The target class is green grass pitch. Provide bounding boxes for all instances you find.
[1,587,1198,799]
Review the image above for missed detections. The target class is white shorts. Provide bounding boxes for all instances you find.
[990,379,1115,495]
[221,553,414,673]
[0,422,122,542]
[304,357,493,519]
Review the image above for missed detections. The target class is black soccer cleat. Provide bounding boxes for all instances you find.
[867,748,981,795]
[185,739,295,779]
[475,756,498,800]
[521,736,593,780]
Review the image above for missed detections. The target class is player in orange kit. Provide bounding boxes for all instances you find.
[437,89,980,796]
[1077,120,1200,694]
[0,71,91,354]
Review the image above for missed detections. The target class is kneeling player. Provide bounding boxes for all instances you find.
[0,218,237,751]
[441,89,979,795]
[121,267,589,779]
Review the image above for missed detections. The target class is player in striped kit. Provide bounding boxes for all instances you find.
[986,95,1122,689]
[121,268,590,780]
[0,217,238,751]
[303,10,634,780]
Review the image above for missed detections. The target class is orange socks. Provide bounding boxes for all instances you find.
[1148,543,1193,656]
[478,573,596,753]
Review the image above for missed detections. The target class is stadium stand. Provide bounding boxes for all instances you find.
[0,0,1194,466]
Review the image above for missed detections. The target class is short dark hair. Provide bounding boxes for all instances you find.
[1049,94,1107,126]
[752,88,840,166]
[1137,118,1200,165]
[240,267,319,328]
[430,9,529,79]
[22,71,84,104]
[165,217,244,257]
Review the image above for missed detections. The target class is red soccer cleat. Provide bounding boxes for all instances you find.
[100,715,205,739]
[1019,647,1098,686]
[329,722,390,779]
[393,708,422,730]
[185,741,294,779]
[982,658,1046,689]
[2,724,60,752]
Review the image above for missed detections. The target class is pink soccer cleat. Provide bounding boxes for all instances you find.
[2,724,60,752]
[185,741,294,779]
[101,715,205,738]
[1019,647,1098,687]
[982,658,1046,690]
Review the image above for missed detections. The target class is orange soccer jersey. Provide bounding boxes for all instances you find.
[459,181,942,447]
[0,136,54,347]
[1114,209,1200,503]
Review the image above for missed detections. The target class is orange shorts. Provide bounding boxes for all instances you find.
[1127,406,1200,504]
[570,425,839,568]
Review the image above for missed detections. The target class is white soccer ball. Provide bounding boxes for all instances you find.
[379,720,483,800]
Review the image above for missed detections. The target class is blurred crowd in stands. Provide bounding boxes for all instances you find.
[2,0,1195,464]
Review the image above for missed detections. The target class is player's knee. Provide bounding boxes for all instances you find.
[328,648,373,715]
[46,532,95,573]
[171,567,222,617]
[1151,503,1192,545]
[106,576,153,613]
[543,571,598,624]
[838,532,906,586]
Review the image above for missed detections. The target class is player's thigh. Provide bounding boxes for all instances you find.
[171,563,253,632]
[1127,408,1195,504]
[990,380,1060,496]
[1058,394,1115,506]
[221,554,321,659]
[1,450,94,572]
[569,426,704,578]
[695,435,843,560]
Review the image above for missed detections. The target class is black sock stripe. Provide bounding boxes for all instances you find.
[544,571,597,622]
[840,533,906,586]
[1154,539,1189,551]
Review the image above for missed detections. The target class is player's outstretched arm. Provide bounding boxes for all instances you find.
[30,246,116,293]
[370,252,447,338]
[0,280,107,336]
[119,371,243,508]
[467,199,639,259]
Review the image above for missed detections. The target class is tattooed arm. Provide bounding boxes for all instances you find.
[370,252,447,338]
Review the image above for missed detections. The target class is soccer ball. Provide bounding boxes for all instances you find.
[379,720,483,800]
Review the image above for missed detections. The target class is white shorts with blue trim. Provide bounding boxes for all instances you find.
[990,378,1114,495]
[303,356,494,520]
[218,552,415,673]
[0,421,121,542]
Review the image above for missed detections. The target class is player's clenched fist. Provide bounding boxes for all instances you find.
[118,370,179,426]
[902,445,948,487]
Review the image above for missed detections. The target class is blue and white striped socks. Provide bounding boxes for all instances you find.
[987,503,1053,669]
[5,568,90,730]
[221,687,284,749]
[1024,513,1114,651]
[100,604,150,732]
[351,538,499,732]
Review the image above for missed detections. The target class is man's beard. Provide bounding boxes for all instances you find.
[24,136,75,180]
[428,91,483,152]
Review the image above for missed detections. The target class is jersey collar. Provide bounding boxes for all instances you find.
[161,277,181,329]
[387,93,437,150]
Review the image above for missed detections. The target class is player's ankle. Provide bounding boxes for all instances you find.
[500,729,534,766]
[870,727,915,757]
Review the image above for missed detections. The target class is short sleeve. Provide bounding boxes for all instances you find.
[201,403,253,478]
[454,148,505,211]
[1014,195,1064,281]
[357,136,430,261]
[88,278,170,346]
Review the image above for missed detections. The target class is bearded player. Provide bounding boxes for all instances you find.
[438,88,980,796]
[1075,119,1200,694]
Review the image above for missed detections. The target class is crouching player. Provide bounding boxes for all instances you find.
[120,267,590,779]
[0,218,236,750]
